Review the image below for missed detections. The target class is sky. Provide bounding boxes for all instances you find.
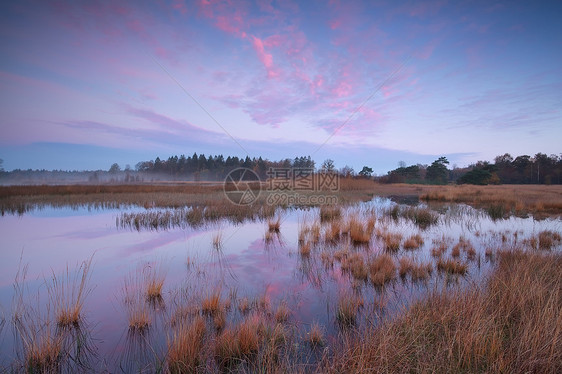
[0,0,561,174]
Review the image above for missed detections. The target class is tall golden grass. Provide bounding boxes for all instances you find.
[320,250,562,374]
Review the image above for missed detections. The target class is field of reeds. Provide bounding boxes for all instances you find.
[5,235,560,373]
[1,182,561,372]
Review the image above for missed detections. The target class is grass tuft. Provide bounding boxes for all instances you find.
[167,316,206,373]
[369,254,396,286]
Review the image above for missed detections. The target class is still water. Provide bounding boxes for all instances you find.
[0,198,560,370]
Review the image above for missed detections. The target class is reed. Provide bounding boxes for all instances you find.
[369,254,396,286]
[299,241,311,257]
[167,315,206,373]
[382,232,402,252]
[144,263,166,303]
[49,256,93,329]
[403,234,424,250]
[274,302,291,323]
[202,289,223,316]
[437,258,468,275]
[336,293,362,326]
[212,228,224,250]
[267,216,281,232]
[306,321,325,347]
[321,250,562,373]
[537,230,562,250]
[320,205,341,221]
[348,216,371,245]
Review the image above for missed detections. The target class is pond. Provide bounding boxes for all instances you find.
[0,198,560,372]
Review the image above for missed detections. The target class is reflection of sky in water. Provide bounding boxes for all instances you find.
[0,200,560,363]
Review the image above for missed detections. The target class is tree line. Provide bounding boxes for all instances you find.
[381,153,562,185]
[133,154,316,180]
[1,152,561,185]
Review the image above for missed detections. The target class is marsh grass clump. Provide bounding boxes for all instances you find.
[401,206,439,228]
[431,243,448,258]
[343,252,368,281]
[238,297,250,315]
[124,281,151,333]
[348,216,371,245]
[320,205,341,222]
[399,257,414,278]
[537,230,562,250]
[403,234,424,250]
[410,262,433,281]
[369,254,396,286]
[325,219,342,243]
[50,256,93,329]
[487,203,506,220]
[267,216,281,232]
[22,327,64,374]
[212,228,224,250]
[144,267,166,305]
[437,258,468,275]
[202,289,223,316]
[299,241,312,257]
[167,315,206,373]
[322,250,562,373]
[214,327,241,369]
[274,302,290,323]
[237,314,264,356]
[306,321,325,347]
[336,293,362,326]
[382,232,402,252]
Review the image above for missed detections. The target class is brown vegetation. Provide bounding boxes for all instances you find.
[368,254,396,286]
[320,250,562,374]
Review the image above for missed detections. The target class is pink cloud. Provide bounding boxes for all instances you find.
[251,36,279,78]
[171,0,188,15]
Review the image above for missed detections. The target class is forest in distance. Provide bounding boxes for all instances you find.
[0,152,561,185]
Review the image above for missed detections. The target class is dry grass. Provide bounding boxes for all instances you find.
[437,258,468,275]
[403,234,424,250]
[382,232,402,252]
[237,314,263,356]
[398,257,414,278]
[307,321,325,347]
[411,262,433,281]
[299,241,312,257]
[431,243,448,257]
[537,230,562,250]
[321,250,562,374]
[144,263,166,303]
[420,184,562,216]
[202,289,223,316]
[325,220,342,242]
[320,205,341,221]
[348,216,371,245]
[369,254,396,286]
[267,216,281,232]
[214,327,241,369]
[123,278,151,333]
[274,302,291,323]
[399,257,432,281]
[212,228,224,250]
[50,257,93,329]
[213,312,226,332]
[238,297,250,315]
[167,315,206,373]
[336,293,363,326]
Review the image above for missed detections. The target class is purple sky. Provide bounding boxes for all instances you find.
[1,0,561,173]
